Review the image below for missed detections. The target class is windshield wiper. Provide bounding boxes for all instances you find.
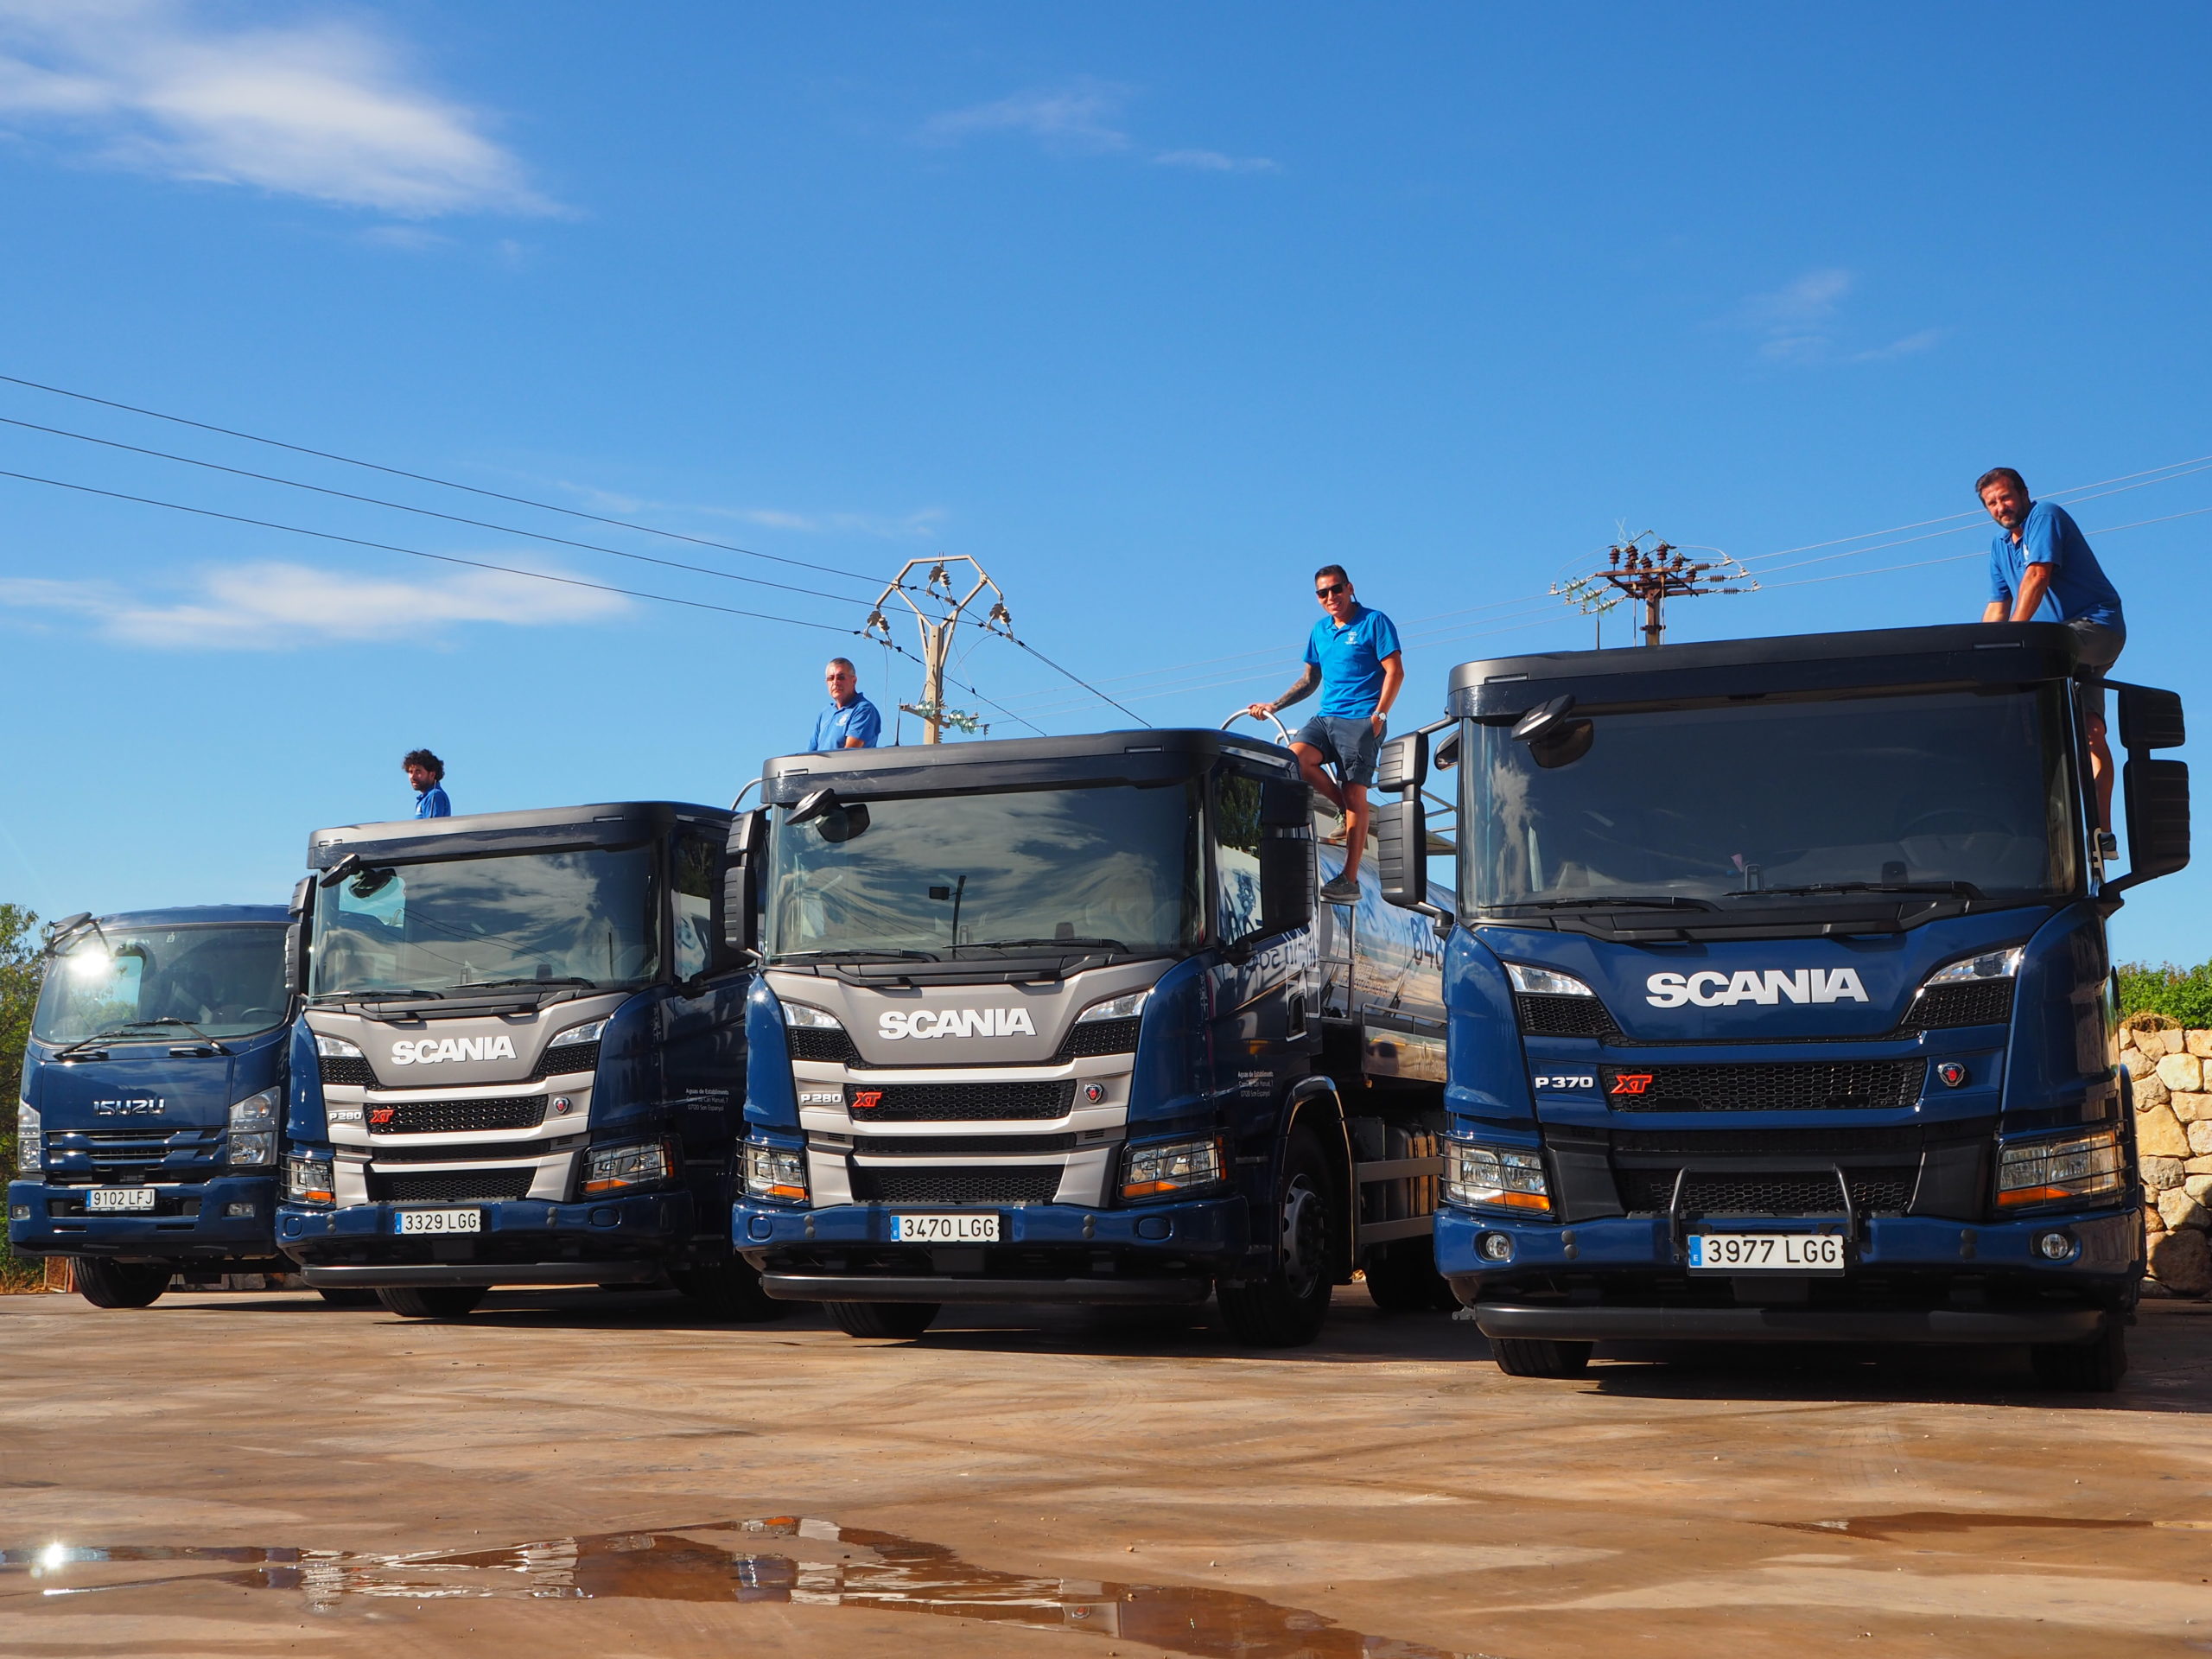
[456,976,602,992]
[1729,880,1984,899]
[960,937,1135,954]
[776,948,941,963]
[1491,896,1718,912]
[112,1017,232,1053]
[53,1019,233,1059]
[310,987,449,1003]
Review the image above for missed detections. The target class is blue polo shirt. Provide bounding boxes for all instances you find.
[810,693,881,752]
[413,785,450,819]
[1304,604,1403,719]
[1989,500,2124,630]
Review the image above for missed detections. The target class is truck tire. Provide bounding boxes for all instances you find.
[315,1287,382,1307]
[673,1258,792,1323]
[72,1258,172,1309]
[376,1286,486,1320]
[1217,1128,1338,1348]
[1491,1336,1593,1378]
[2031,1317,2128,1392]
[824,1300,938,1339]
[1363,1236,1456,1313]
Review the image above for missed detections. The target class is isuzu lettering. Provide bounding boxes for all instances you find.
[1369,621,2187,1389]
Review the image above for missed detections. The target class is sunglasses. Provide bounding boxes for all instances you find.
[1315,582,1348,599]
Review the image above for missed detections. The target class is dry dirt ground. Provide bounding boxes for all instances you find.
[2,1286,2210,1658]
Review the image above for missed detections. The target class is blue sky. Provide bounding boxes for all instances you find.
[2,2,2209,962]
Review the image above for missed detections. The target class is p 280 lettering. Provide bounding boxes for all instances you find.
[1645,969,1868,1008]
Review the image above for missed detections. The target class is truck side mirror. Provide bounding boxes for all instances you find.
[1260,833,1313,935]
[721,809,767,956]
[2110,759,2190,893]
[283,876,314,998]
[1259,778,1309,828]
[1371,796,1428,908]
[2117,683,2187,751]
[1376,732,1427,794]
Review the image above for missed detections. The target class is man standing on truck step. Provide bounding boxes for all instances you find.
[810,657,881,752]
[1247,564,1403,903]
[1977,467,2126,829]
[404,749,449,819]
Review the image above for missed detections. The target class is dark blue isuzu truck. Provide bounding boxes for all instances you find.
[1369,621,2187,1389]
[726,728,1450,1345]
[10,906,296,1306]
[275,803,769,1320]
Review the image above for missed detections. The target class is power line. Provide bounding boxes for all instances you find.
[0,466,861,635]
[0,412,877,610]
[0,370,887,589]
[1009,635,1153,728]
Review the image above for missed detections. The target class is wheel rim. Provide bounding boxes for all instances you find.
[1279,1175,1326,1298]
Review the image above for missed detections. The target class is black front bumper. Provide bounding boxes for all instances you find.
[1472,1302,2109,1344]
[300,1260,664,1289]
[762,1271,1211,1305]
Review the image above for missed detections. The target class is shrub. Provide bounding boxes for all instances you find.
[2117,960,2212,1028]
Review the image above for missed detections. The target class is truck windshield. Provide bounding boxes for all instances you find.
[1464,685,2082,907]
[767,782,1203,960]
[311,845,658,997]
[33,924,289,1044]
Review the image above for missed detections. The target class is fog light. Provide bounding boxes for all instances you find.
[1478,1232,1514,1262]
[8,1205,29,1222]
[2037,1231,2075,1262]
[226,1202,256,1218]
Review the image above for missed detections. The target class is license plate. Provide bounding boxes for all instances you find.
[393,1209,482,1236]
[86,1187,156,1212]
[1688,1232,1844,1273]
[891,1213,1000,1243]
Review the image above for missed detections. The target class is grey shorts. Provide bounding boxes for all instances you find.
[2069,619,2125,680]
[1292,715,1382,788]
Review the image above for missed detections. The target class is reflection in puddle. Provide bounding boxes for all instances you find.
[1769,1511,2210,1541]
[3,1517,1491,1658]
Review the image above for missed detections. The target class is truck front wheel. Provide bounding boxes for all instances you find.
[376,1286,486,1320]
[1490,1336,1593,1378]
[1217,1128,1338,1348]
[2031,1317,2128,1393]
[825,1301,938,1339]
[73,1258,172,1309]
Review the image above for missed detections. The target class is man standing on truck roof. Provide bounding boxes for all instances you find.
[1977,467,2126,830]
[404,749,449,819]
[810,657,881,752]
[1247,564,1403,904]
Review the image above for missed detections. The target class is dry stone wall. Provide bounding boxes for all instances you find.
[2118,1017,2212,1296]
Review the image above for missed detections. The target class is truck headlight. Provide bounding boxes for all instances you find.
[1996,1128,2126,1210]
[1504,963,1594,997]
[745,1141,809,1202]
[779,1002,846,1032]
[16,1103,39,1173]
[1121,1135,1224,1200]
[315,1033,364,1059]
[584,1139,674,1196]
[228,1088,280,1167]
[1923,945,2024,986]
[546,1017,607,1050]
[1077,988,1153,1023]
[1444,1140,1552,1215]
[285,1154,334,1206]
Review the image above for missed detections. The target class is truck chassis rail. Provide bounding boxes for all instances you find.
[301,1262,664,1290]
[763,1272,1211,1306]
[1472,1303,2108,1345]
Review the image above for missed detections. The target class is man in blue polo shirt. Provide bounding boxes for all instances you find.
[1247,564,1403,902]
[1976,466,2126,828]
[810,657,882,752]
[403,748,449,818]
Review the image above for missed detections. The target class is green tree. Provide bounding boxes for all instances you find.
[0,904,38,1136]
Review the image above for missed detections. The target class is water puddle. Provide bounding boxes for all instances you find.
[1770,1511,2210,1541]
[3,1516,1498,1658]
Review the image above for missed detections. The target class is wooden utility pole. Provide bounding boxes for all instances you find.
[1582,536,1755,647]
[862,557,1014,742]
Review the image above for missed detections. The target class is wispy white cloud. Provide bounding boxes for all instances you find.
[1738,268,1940,366]
[0,560,623,650]
[1152,148,1277,174]
[0,0,554,217]
[918,79,1132,153]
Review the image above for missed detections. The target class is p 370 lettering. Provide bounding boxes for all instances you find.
[1532,1073,1595,1090]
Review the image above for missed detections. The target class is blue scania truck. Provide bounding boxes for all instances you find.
[274,802,771,1320]
[726,728,1451,1345]
[1369,621,2187,1390]
[10,906,298,1306]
